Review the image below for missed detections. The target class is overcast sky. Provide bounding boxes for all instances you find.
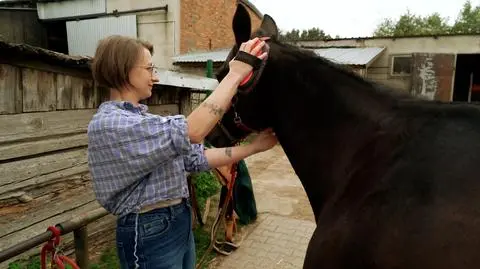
[249,0,477,37]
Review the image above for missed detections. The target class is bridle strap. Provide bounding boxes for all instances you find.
[216,121,237,143]
[231,95,260,134]
[217,36,272,143]
[237,37,270,94]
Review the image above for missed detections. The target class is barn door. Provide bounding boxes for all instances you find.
[411,53,455,102]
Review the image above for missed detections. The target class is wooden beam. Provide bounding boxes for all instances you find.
[0,64,22,114]
[0,148,87,189]
[0,109,96,144]
[0,163,88,196]
[0,200,100,254]
[0,182,95,238]
[0,133,88,161]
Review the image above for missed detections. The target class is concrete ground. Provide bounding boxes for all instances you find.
[211,145,316,269]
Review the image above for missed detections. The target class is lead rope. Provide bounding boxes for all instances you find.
[41,226,80,269]
[196,162,238,269]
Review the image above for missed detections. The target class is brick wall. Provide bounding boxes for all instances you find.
[180,0,262,54]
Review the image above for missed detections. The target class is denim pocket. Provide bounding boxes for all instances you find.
[141,216,171,240]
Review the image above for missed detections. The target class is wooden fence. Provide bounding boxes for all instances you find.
[0,41,194,268]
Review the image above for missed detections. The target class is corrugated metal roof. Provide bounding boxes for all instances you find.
[155,70,218,91]
[37,0,106,20]
[313,47,385,66]
[172,49,231,63]
[172,47,385,67]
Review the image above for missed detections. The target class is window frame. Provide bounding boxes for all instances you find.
[390,54,413,77]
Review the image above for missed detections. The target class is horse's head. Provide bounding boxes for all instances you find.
[205,4,282,148]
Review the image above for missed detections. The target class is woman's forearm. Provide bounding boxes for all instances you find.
[186,71,243,143]
[204,144,257,168]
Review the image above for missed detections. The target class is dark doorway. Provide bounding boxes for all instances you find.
[40,20,68,54]
[452,54,480,102]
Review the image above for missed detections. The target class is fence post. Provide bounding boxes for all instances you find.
[73,226,88,268]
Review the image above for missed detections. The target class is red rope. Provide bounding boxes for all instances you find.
[40,226,80,269]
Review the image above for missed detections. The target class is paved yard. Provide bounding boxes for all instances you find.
[212,146,316,269]
[215,214,315,269]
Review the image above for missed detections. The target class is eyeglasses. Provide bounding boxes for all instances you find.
[137,64,159,76]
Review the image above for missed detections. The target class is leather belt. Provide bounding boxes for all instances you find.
[139,198,183,213]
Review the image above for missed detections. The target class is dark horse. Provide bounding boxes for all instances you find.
[205,4,480,269]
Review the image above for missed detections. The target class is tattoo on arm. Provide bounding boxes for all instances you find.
[225,147,232,158]
[202,102,224,116]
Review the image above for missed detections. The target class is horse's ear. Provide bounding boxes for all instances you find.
[232,4,252,46]
[260,14,279,38]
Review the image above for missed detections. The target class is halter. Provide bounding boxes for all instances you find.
[236,37,270,94]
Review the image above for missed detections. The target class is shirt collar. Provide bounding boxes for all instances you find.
[100,101,149,114]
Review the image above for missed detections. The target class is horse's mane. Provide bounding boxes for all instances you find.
[262,38,480,131]
[266,37,414,103]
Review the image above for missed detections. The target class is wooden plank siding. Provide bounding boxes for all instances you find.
[0,65,22,114]
[0,57,191,268]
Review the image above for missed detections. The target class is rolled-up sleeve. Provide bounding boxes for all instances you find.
[183,143,211,172]
[167,115,192,156]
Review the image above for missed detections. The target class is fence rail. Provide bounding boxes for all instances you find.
[0,207,109,268]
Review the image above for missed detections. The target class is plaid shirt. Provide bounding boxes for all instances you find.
[87,101,210,217]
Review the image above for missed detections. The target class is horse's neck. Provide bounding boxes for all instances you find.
[269,64,410,222]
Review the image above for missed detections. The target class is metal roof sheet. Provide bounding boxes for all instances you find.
[313,47,385,66]
[155,69,218,91]
[172,49,231,63]
[172,47,385,67]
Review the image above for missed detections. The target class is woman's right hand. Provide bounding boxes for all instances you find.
[249,129,278,153]
[228,37,268,80]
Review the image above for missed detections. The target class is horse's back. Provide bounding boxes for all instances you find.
[304,104,480,269]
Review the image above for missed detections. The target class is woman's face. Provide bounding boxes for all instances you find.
[128,48,159,100]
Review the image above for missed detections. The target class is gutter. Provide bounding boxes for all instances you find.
[39,5,168,21]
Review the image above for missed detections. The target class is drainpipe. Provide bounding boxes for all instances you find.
[205,59,213,97]
[206,59,213,78]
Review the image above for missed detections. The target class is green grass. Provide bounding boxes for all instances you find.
[191,170,221,213]
[89,248,120,269]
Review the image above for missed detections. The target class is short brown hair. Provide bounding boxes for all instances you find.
[91,35,154,89]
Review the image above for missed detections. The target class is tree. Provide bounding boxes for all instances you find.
[373,10,451,37]
[373,0,480,37]
[279,27,333,41]
[451,1,480,33]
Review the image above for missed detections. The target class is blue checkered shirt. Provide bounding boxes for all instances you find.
[87,101,211,217]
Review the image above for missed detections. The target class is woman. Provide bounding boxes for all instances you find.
[87,35,277,269]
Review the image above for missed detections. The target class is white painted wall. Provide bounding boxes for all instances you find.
[106,0,180,69]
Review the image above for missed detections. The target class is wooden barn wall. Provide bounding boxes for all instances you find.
[0,61,189,267]
[0,10,48,49]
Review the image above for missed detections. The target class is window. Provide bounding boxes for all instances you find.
[391,55,412,76]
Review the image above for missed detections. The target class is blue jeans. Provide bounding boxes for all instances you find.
[116,199,195,269]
